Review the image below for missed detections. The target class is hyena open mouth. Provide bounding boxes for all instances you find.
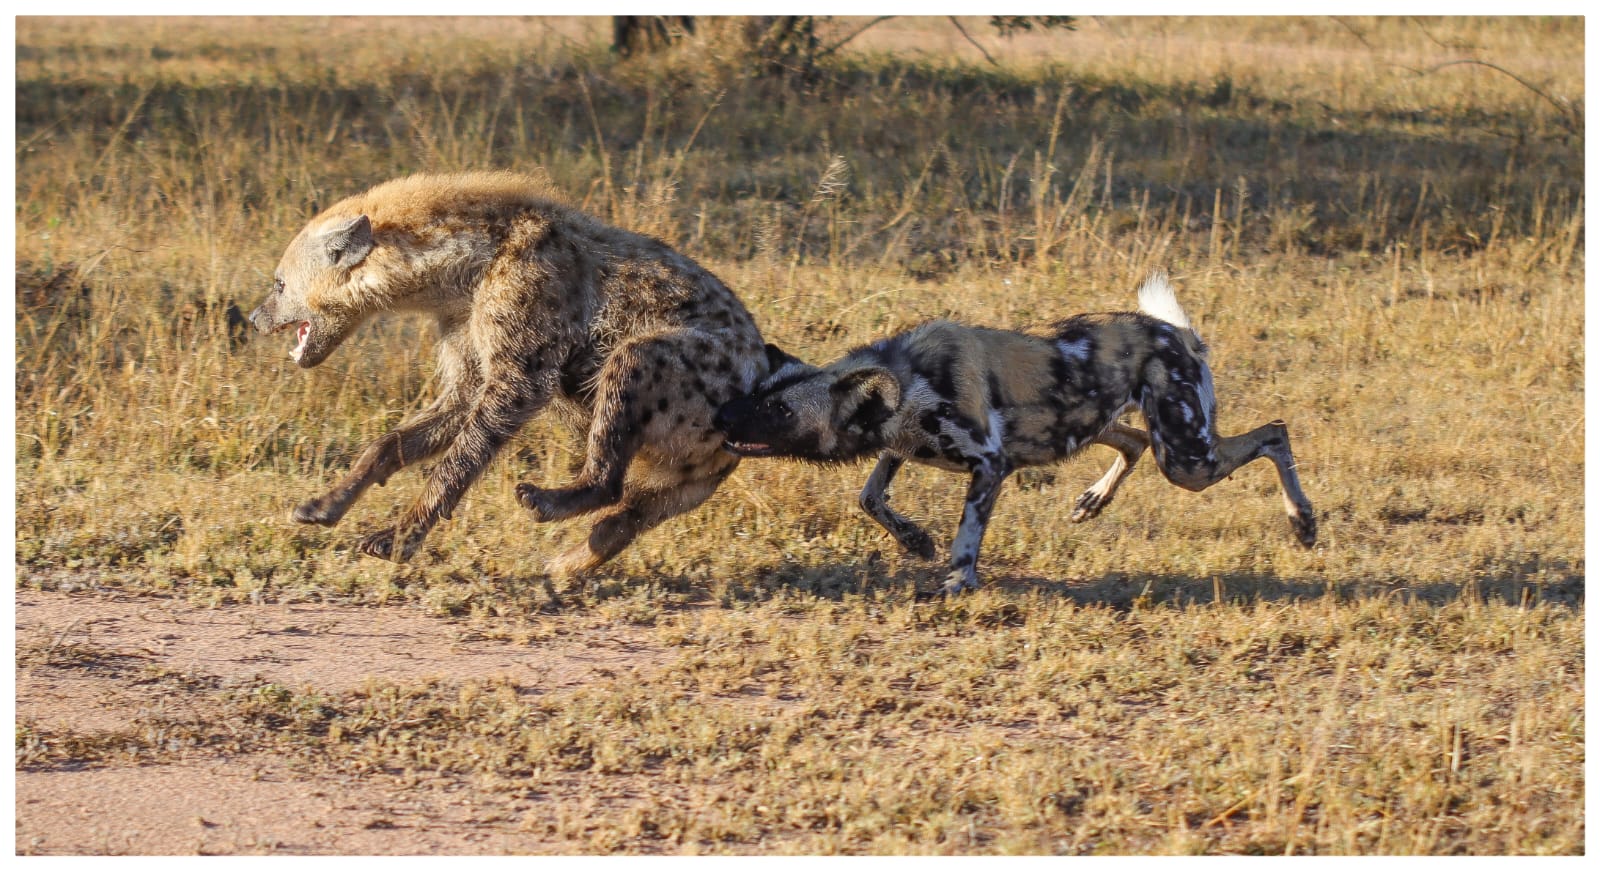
[290,321,312,362]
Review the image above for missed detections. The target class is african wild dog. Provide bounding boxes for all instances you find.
[714,273,1316,594]
[249,171,766,575]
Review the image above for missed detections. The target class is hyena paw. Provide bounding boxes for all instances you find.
[1290,506,1317,548]
[517,482,617,523]
[516,483,566,523]
[899,528,938,561]
[357,527,423,563]
[292,497,344,527]
[1070,488,1111,523]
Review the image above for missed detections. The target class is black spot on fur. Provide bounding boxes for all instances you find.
[639,409,654,426]
[656,397,670,412]
[920,412,942,434]
[848,393,894,433]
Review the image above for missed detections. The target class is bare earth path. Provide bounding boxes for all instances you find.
[15,588,677,855]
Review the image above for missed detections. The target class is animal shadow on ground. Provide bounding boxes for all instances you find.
[514,554,1582,615]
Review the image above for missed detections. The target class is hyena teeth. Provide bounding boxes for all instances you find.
[291,321,311,361]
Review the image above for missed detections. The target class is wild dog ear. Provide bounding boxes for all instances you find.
[832,367,901,431]
[764,342,803,374]
[323,214,374,268]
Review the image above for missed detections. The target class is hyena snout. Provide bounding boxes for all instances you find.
[249,300,292,334]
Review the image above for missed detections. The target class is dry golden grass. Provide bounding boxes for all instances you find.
[14,15,1584,855]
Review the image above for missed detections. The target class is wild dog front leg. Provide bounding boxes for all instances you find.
[360,364,555,563]
[941,454,1013,595]
[1070,421,1149,523]
[857,453,937,560]
[295,337,479,527]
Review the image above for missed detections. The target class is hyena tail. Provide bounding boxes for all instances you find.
[1136,271,1208,361]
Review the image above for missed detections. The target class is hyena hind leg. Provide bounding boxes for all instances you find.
[1152,419,1316,548]
[544,457,737,580]
[857,453,937,560]
[1070,421,1149,523]
[520,329,745,526]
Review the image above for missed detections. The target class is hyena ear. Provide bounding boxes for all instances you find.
[832,367,901,431]
[764,342,803,373]
[323,214,374,268]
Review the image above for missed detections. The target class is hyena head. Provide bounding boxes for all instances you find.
[250,213,376,368]
[715,343,902,463]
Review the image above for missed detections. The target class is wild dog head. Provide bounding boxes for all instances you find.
[714,343,902,463]
[250,213,377,368]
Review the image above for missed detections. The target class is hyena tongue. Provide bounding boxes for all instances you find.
[290,321,311,361]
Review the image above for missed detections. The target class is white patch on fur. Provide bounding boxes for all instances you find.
[1056,337,1091,362]
[983,410,1006,455]
[1136,272,1195,335]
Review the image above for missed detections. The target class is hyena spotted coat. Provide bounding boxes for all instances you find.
[249,172,766,574]
[715,273,1316,594]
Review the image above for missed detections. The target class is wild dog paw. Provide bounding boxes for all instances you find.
[899,528,938,561]
[1290,506,1317,548]
[1070,488,1110,523]
[940,568,980,596]
[358,526,423,563]
[292,497,344,527]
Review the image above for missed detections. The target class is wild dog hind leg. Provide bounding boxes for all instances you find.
[1139,364,1316,547]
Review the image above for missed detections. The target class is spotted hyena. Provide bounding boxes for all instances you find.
[714,272,1316,594]
[249,171,766,575]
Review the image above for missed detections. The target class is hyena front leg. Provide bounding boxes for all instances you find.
[295,335,480,527]
[544,451,739,579]
[941,454,1013,595]
[1070,421,1150,523]
[359,357,555,564]
[857,453,937,560]
[519,330,720,524]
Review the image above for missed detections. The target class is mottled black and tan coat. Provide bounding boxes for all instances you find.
[715,273,1316,594]
[250,172,766,574]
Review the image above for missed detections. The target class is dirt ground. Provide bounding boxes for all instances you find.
[14,588,677,855]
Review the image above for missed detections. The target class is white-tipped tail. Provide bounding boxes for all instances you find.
[1136,271,1194,334]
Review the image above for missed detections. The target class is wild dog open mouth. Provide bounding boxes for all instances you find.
[290,321,312,361]
[723,440,774,456]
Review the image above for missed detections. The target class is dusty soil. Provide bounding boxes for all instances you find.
[15,588,676,855]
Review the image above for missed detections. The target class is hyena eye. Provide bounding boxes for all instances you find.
[273,278,285,295]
